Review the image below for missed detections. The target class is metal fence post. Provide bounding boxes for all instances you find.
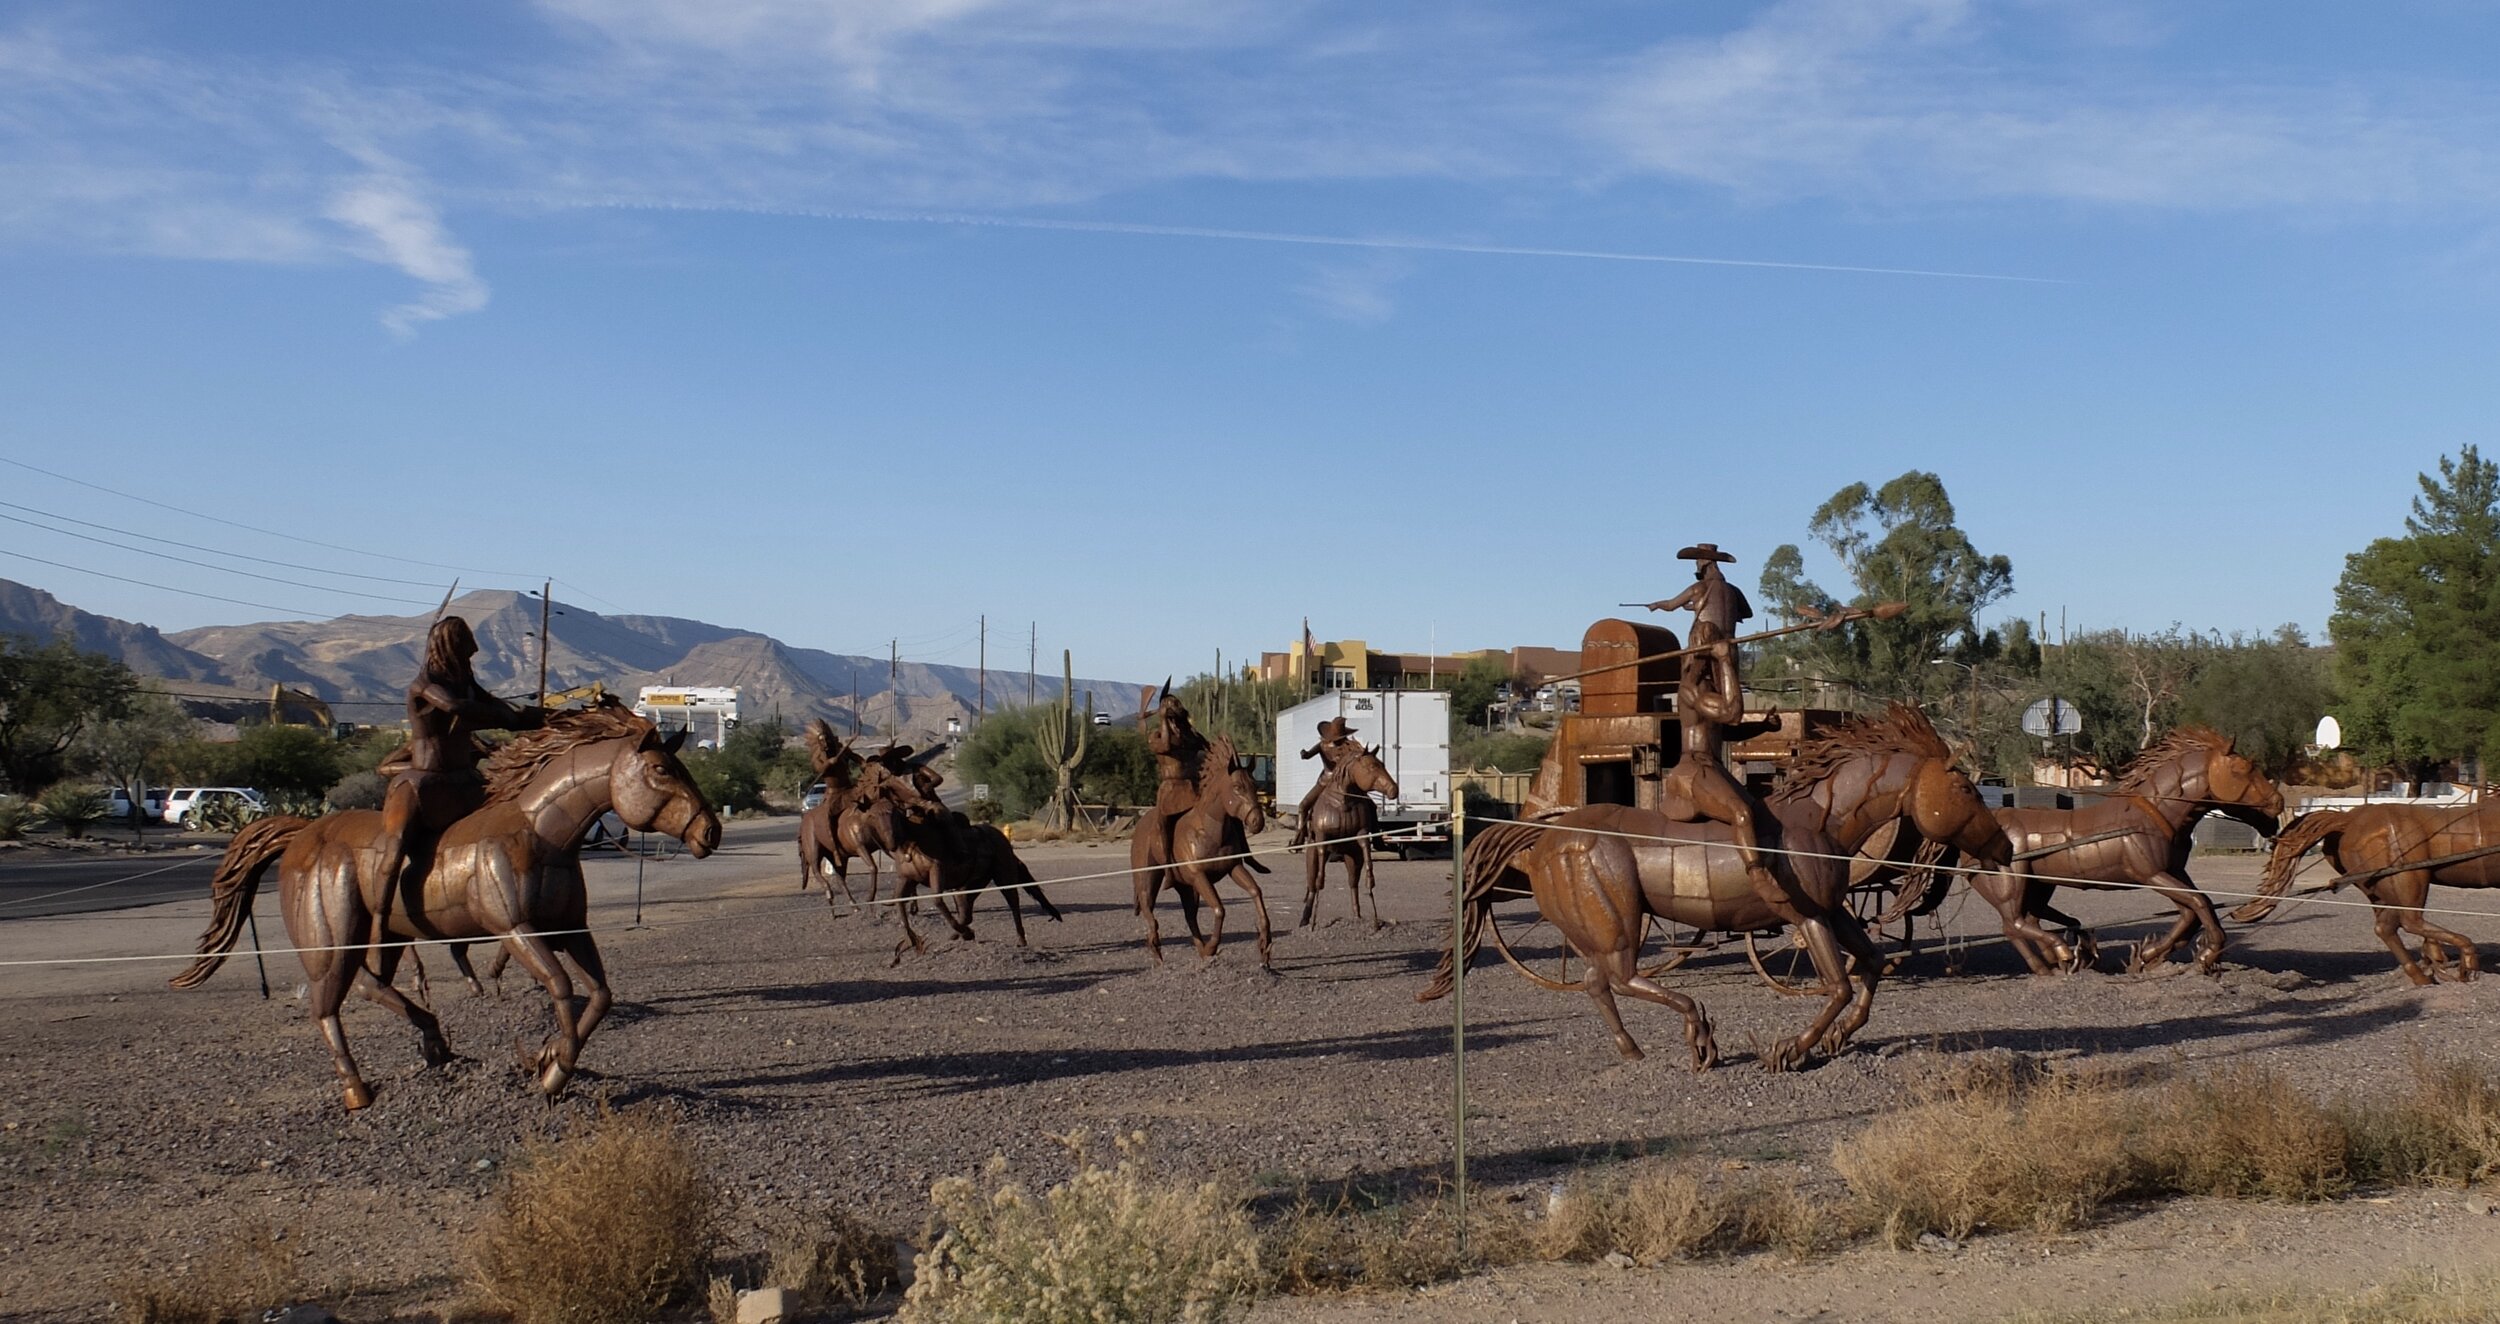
[1448,784,1469,1261]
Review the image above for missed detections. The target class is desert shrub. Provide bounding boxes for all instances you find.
[1452,730,1552,774]
[470,1110,721,1324]
[1263,1184,1515,1294]
[190,795,264,835]
[1833,1061,2139,1244]
[2347,1055,2500,1187]
[2015,1269,2500,1323]
[766,1206,901,1311]
[111,1221,304,1324]
[2138,1067,2351,1201]
[0,794,28,841]
[33,783,109,838]
[902,1131,1261,1324]
[325,770,385,811]
[1534,1163,1724,1264]
[1725,1176,1855,1258]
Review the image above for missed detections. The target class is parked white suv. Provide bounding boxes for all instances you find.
[106,787,166,820]
[161,787,267,828]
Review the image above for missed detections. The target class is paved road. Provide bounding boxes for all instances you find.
[0,848,223,919]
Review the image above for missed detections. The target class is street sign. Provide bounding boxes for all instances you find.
[973,784,991,802]
[2315,715,2342,750]
[2022,697,2083,738]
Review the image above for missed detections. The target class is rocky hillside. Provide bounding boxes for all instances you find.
[0,580,1137,742]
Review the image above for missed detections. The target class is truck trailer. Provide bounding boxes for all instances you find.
[1275,689,1452,857]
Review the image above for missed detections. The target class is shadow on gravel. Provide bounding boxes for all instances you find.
[1919,990,2422,1062]
[642,970,1103,1011]
[702,1021,1548,1101]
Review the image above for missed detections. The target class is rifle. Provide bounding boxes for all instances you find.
[1547,601,1908,688]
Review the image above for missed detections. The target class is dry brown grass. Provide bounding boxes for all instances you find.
[766,1206,903,1311]
[900,1131,1262,1324]
[2140,1067,2353,1202]
[1534,1163,1726,1264]
[111,1221,305,1324]
[469,1110,721,1324]
[1833,1061,2141,1245]
[2347,1055,2500,1188]
[2017,1269,2500,1322]
[1264,1182,1529,1294]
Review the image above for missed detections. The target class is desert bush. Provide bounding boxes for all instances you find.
[190,795,264,835]
[1263,1184,1517,1294]
[1534,1163,1725,1264]
[470,1110,721,1324]
[1833,1061,2139,1245]
[767,1206,902,1311]
[2347,1055,2500,1187]
[325,770,385,811]
[33,783,109,839]
[2138,1067,2351,1201]
[111,1221,304,1324]
[0,794,28,841]
[902,1131,1261,1324]
[2016,1269,2500,1323]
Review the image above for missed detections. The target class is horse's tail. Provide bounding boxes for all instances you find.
[1002,843,1063,921]
[1416,819,1541,1003]
[170,816,308,989]
[2233,809,2346,922]
[1875,842,1959,926]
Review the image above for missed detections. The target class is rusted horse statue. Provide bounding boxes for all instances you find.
[173,704,721,1109]
[2234,798,2500,984]
[1968,727,2281,975]
[1138,736,1279,968]
[795,718,868,902]
[1299,744,1400,930]
[1423,704,2009,1069]
[796,723,932,907]
[888,812,1064,963]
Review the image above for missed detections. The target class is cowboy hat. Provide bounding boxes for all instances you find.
[1314,716,1359,741]
[1676,543,1737,564]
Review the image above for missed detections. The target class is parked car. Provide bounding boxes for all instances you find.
[1091,711,1113,726]
[802,782,829,811]
[105,787,166,821]
[161,787,267,828]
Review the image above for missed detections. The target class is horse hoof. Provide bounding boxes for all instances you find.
[342,1082,374,1111]
[537,1062,573,1098]
[1765,1040,1808,1073]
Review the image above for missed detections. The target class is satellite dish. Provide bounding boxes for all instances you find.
[2315,715,2342,750]
[2021,697,2083,738]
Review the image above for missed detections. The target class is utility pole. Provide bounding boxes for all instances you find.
[849,664,860,737]
[535,578,551,708]
[977,614,986,726]
[1028,622,1036,707]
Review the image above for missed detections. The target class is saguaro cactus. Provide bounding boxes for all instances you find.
[1033,649,1092,829]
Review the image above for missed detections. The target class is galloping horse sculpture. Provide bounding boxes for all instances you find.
[1422,705,2009,1069]
[173,703,721,1109]
[889,813,1064,962]
[2235,799,2500,984]
[1138,735,1278,968]
[1968,727,2282,974]
[1298,743,1400,930]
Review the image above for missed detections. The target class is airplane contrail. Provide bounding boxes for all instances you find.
[510,192,2068,285]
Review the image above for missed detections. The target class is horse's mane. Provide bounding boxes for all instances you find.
[1767,703,1952,806]
[1197,734,1240,783]
[480,702,654,805]
[2115,725,2234,794]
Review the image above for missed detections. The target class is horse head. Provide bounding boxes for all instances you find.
[1200,735,1264,834]
[2190,731,2284,835]
[1905,756,2011,868]
[1342,747,1400,800]
[610,720,722,857]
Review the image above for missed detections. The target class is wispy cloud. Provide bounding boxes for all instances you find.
[325,174,490,335]
[1297,254,1409,323]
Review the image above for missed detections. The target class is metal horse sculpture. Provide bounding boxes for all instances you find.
[172,704,721,1110]
[2235,798,2500,984]
[1138,735,1278,968]
[889,813,1065,963]
[1298,745,1400,930]
[1969,727,2282,975]
[1422,704,2010,1070]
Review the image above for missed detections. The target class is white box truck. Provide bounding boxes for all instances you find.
[1276,689,1451,857]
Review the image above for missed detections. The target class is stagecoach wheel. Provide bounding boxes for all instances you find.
[1483,903,1582,993]
[1637,916,1700,977]
[1745,928,1828,997]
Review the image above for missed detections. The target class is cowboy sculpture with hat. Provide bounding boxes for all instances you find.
[1291,715,1366,847]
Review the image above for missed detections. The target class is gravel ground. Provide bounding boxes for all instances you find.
[5,817,2500,1320]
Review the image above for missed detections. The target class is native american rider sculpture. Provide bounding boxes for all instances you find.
[1130,685,1270,903]
[1645,544,1814,928]
[1290,716,1364,847]
[367,615,543,973]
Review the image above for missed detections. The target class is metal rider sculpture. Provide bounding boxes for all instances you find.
[1129,683,1210,897]
[1646,544,1809,927]
[1290,717,1363,847]
[367,616,542,978]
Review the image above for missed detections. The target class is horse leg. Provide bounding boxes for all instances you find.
[889,881,929,967]
[1026,881,1064,922]
[554,933,615,1053]
[1000,881,1030,948]
[1188,873,1229,963]
[1360,842,1383,932]
[2131,872,2226,973]
[2026,883,2099,971]
[1768,919,1860,1071]
[1979,871,2070,974]
[1593,946,1720,1071]
[1299,838,1324,928]
[1826,911,1887,1054]
[500,925,583,1096]
[1228,862,1275,970]
[354,943,452,1068]
[1338,848,1364,926]
[2388,873,2478,982]
[301,861,376,1110]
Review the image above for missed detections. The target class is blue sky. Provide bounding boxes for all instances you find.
[4,1,2499,681]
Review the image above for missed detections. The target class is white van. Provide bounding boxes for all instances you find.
[161,787,267,827]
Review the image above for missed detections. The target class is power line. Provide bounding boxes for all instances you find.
[0,546,335,618]
[0,509,437,608]
[0,456,537,580]
[0,498,448,589]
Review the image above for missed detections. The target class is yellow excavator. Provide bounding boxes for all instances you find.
[540,682,610,710]
[267,685,335,730]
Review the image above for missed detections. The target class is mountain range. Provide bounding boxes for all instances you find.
[0,579,1140,741]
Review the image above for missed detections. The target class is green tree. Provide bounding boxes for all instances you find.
[226,724,348,797]
[75,690,194,814]
[957,707,1061,820]
[2331,446,2500,779]
[0,635,139,793]
[1446,654,1511,731]
[1079,724,1158,809]
[2179,625,2334,779]
[1757,472,2014,708]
